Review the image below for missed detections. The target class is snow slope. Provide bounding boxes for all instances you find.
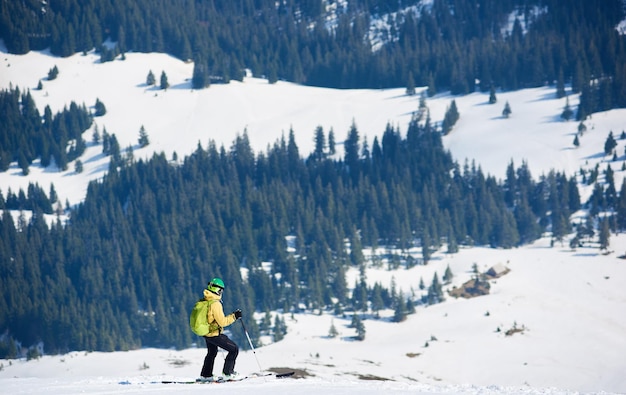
[1,235,625,394]
[2,44,626,207]
[2,45,626,394]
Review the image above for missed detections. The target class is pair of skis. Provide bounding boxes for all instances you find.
[160,371,294,384]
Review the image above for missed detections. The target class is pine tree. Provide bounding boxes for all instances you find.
[406,71,416,96]
[344,122,360,163]
[272,315,287,342]
[48,65,59,80]
[92,125,100,144]
[160,71,169,90]
[573,134,580,147]
[604,132,617,155]
[313,126,326,160]
[442,264,453,284]
[192,62,209,89]
[393,292,408,323]
[370,284,384,318]
[352,314,366,341]
[328,320,339,338]
[138,125,150,148]
[502,101,512,118]
[427,273,443,305]
[94,98,106,116]
[442,100,460,135]
[146,70,155,86]
[421,230,431,264]
[561,97,574,121]
[556,68,566,99]
[599,217,611,251]
[427,72,436,97]
[488,86,497,104]
[324,129,335,156]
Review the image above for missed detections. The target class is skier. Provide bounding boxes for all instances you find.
[199,278,242,382]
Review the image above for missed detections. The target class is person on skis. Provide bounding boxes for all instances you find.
[199,278,242,382]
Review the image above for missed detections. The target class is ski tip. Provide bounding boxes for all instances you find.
[275,371,295,378]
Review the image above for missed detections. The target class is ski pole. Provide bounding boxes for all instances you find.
[239,318,263,372]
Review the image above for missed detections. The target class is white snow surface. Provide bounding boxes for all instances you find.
[1,235,626,394]
[2,44,626,394]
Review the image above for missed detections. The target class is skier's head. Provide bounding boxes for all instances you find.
[207,278,225,296]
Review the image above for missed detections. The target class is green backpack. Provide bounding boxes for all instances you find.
[189,299,217,336]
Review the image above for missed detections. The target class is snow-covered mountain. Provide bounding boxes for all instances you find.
[2,42,626,207]
[1,44,626,394]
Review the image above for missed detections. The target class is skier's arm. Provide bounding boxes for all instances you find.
[211,302,236,328]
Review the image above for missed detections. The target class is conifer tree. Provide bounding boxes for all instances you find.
[352,314,366,341]
[393,292,408,323]
[48,65,59,80]
[427,72,436,97]
[328,128,336,156]
[344,122,360,182]
[556,68,566,99]
[94,98,106,116]
[502,101,512,118]
[146,70,155,86]
[599,217,610,251]
[272,315,286,342]
[370,284,384,318]
[604,132,617,155]
[489,86,497,104]
[313,126,326,160]
[138,125,150,148]
[192,62,209,89]
[427,273,443,305]
[561,97,574,121]
[443,264,453,284]
[406,71,416,96]
[328,320,339,338]
[442,100,459,135]
[160,71,169,90]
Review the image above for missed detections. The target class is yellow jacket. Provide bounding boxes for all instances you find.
[203,289,236,337]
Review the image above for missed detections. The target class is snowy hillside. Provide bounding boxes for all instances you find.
[2,45,626,394]
[1,235,626,394]
[2,43,626,208]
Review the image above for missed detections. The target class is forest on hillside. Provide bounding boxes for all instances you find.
[1,0,626,357]
[1,0,625,115]
[0,109,596,356]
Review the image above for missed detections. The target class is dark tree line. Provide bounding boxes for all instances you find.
[0,87,92,173]
[1,116,583,355]
[1,0,625,111]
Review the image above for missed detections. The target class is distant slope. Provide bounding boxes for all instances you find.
[1,46,626,207]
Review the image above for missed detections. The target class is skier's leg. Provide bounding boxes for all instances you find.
[201,336,219,378]
[212,334,239,375]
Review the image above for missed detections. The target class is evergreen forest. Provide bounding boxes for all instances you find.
[1,0,625,116]
[1,0,626,357]
[1,113,593,355]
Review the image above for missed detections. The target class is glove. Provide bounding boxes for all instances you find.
[233,309,242,320]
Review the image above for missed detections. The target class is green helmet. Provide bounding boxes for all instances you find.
[207,278,225,295]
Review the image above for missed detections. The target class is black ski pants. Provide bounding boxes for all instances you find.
[201,333,239,377]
